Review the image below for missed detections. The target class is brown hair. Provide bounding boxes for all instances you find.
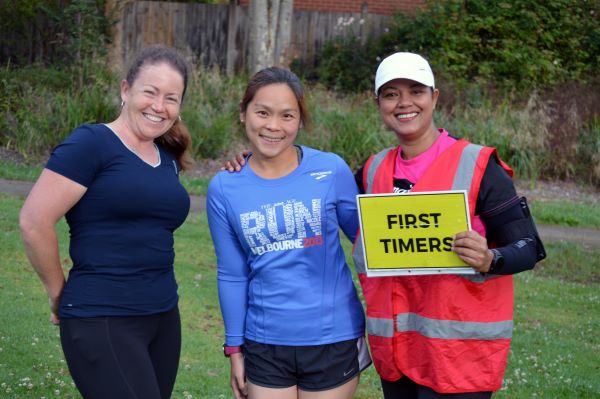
[240,67,310,129]
[126,44,194,170]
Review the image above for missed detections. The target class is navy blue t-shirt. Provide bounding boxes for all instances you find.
[46,124,190,318]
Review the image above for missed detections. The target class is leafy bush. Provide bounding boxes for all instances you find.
[310,0,599,95]
[307,36,378,94]
[381,0,600,92]
[0,62,247,162]
[182,68,247,159]
[0,63,117,160]
[0,0,111,67]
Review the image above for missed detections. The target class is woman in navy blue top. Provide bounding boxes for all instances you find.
[20,45,192,399]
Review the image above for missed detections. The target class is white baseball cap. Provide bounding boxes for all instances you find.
[374,52,435,95]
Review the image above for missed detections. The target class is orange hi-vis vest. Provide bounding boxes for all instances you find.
[352,139,515,393]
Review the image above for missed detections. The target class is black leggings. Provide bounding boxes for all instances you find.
[60,306,181,399]
[381,377,493,399]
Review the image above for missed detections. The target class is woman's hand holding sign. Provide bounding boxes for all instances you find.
[452,230,494,273]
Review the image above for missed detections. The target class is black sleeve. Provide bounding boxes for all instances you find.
[355,165,366,194]
[477,157,542,275]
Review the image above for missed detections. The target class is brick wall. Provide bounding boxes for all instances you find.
[237,0,424,16]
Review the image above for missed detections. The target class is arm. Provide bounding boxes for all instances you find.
[229,353,247,399]
[452,159,544,274]
[19,169,87,324]
[335,156,360,242]
[206,176,250,398]
[354,165,366,194]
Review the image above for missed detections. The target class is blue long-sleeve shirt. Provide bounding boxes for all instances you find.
[207,146,365,346]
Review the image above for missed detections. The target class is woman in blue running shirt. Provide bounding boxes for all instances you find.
[20,45,192,399]
[207,67,371,399]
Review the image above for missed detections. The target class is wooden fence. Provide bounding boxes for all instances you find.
[115,1,392,74]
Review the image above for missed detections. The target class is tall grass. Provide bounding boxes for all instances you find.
[437,93,550,181]
[300,89,396,170]
[1,62,599,185]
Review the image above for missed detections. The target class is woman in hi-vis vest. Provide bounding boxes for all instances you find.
[222,53,546,398]
[351,52,546,398]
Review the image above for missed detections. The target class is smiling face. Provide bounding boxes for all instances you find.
[241,83,301,163]
[377,78,439,144]
[120,62,184,142]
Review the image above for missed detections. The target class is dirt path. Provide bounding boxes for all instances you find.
[3,178,599,248]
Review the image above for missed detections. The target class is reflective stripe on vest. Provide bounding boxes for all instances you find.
[453,143,483,190]
[397,313,513,340]
[366,147,393,194]
[354,147,394,273]
[365,311,513,341]
[353,233,366,274]
[368,317,395,338]
[365,143,484,196]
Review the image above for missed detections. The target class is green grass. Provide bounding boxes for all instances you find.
[529,199,600,229]
[0,160,42,182]
[1,193,599,398]
[180,174,211,197]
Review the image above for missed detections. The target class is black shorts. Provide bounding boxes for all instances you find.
[243,337,372,391]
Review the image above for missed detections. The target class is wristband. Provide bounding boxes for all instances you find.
[223,344,242,357]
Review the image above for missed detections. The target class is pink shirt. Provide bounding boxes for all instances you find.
[393,129,456,183]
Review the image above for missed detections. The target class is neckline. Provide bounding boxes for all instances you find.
[245,145,305,184]
[103,124,161,168]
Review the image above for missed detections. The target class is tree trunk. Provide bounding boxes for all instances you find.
[248,0,293,75]
[105,0,136,72]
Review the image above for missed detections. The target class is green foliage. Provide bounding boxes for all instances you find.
[383,0,600,92]
[60,0,113,87]
[435,91,550,180]
[0,0,111,67]
[0,63,117,159]
[308,36,378,93]
[181,68,247,160]
[578,117,600,185]
[2,62,599,183]
[311,0,599,94]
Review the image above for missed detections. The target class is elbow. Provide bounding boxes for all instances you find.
[19,207,40,243]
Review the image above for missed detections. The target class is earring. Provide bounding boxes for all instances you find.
[178,115,182,121]
[120,100,124,108]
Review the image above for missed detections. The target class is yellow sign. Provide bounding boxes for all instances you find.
[356,191,474,276]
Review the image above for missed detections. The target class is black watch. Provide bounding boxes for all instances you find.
[488,249,504,274]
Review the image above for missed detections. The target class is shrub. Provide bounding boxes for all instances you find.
[310,0,599,95]
[0,0,111,67]
[182,67,247,159]
[307,36,378,94]
[0,62,117,160]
